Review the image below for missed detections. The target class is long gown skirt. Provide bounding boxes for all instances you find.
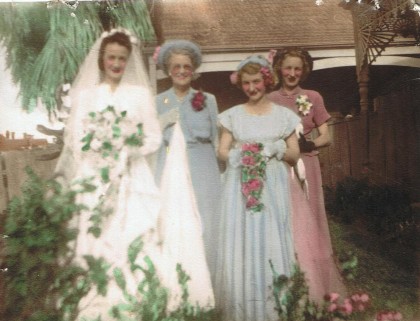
[294,154,346,299]
[215,160,295,321]
[156,140,221,287]
[75,124,214,320]
[185,142,221,284]
[158,123,215,309]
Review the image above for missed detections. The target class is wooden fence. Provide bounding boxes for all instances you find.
[319,80,420,201]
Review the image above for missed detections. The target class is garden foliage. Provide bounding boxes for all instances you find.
[2,168,217,321]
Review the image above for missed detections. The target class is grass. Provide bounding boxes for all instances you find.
[329,217,419,321]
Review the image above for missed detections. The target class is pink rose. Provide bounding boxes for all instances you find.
[247,178,262,191]
[241,184,251,196]
[246,196,259,208]
[327,303,338,312]
[340,299,353,315]
[351,293,360,302]
[242,143,261,153]
[242,155,256,166]
[360,293,369,302]
[375,312,384,321]
[325,292,340,302]
[356,303,366,312]
[230,71,238,85]
[393,312,402,321]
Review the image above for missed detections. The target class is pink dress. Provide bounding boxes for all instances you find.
[268,87,346,302]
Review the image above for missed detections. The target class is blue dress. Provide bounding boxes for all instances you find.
[215,104,300,321]
[155,87,222,285]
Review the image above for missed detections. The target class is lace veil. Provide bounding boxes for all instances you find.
[55,28,152,183]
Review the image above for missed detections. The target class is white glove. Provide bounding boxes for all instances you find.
[159,108,179,129]
[262,139,286,160]
[228,148,242,168]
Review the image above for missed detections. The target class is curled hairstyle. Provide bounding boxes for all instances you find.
[237,62,277,91]
[157,40,202,75]
[98,32,133,71]
[272,48,313,84]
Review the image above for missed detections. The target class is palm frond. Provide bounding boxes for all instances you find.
[0,0,156,113]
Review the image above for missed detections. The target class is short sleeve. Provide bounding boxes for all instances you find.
[218,107,234,132]
[311,91,330,126]
[282,107,301,138]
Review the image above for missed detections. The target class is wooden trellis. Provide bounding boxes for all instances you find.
[345,0,420,111]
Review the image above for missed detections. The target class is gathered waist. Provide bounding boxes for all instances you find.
[164,137,212,147]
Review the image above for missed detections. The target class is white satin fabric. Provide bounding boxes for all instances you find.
[55,84,213,320]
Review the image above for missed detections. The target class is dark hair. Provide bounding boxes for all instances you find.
[272,48,313,84]
[237,62,277,91]
[98,32,132,71]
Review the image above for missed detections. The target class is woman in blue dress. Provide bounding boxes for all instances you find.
[216,56,300,321]
[154,40,222,286]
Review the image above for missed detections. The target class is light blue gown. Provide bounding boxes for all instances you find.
[155,87,222,286]
[215,103,300,321]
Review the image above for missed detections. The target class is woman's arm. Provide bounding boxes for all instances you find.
[283,132,300,166]
[313,122,330,148]
[217,126,234,162]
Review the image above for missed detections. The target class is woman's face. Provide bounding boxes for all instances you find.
[102,42,130,84]
[279,55,304,90]
[241,71,266,103]
[168,53,194,89]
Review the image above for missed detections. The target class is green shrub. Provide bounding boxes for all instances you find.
[2,168,218,321]
[325,177,415,247]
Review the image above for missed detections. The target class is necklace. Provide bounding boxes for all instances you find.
[176,96,186,103]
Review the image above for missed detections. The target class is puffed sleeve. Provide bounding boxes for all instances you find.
[218,106,235,132]
[136,86,162,156]
[281,106,301,138]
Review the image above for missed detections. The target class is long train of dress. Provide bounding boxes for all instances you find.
[73,123,214,320]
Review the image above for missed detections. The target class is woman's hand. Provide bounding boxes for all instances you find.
[227,148,242,168]
[262,140,287,160]
[298,133,316,153]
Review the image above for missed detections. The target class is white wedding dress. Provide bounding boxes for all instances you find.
[55,83,214,320]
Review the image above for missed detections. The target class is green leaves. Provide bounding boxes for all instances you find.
[100,166,110,183]
[113,267,127,291]
[81,132,94,151]
[0,0,155,112]
[3,167,92,319]
[84,255,110,297]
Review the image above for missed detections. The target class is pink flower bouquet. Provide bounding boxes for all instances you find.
[240,142,267,213]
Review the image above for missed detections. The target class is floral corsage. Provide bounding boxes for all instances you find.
[240,143,267,213]
[81,105,144,182]
[296,94,313,116]
[191,90,206,111]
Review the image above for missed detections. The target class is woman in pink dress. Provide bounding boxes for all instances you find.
[268,48,346,302]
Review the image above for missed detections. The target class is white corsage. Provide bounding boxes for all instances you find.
[296,94,313,116]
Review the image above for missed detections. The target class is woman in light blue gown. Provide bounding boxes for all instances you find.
[154,40,222,286]
[216,56,300,321]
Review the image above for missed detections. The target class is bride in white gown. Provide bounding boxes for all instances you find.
[54,28,214,320]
